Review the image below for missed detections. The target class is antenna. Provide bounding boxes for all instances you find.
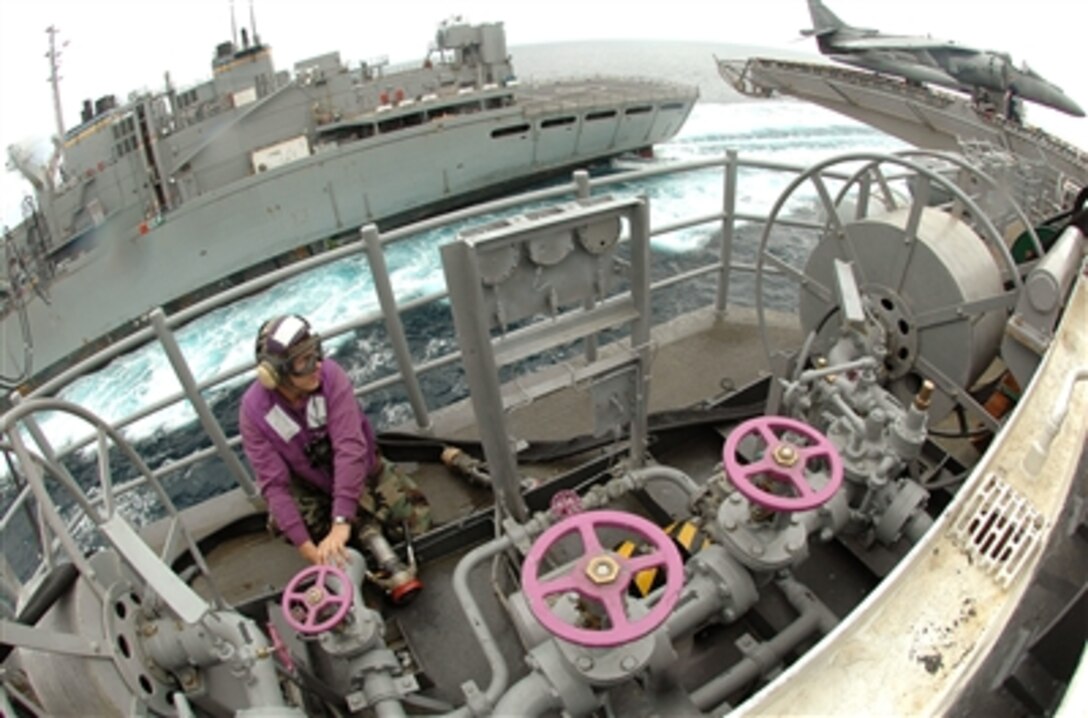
[249,0,260,46]
[231,0,238,48]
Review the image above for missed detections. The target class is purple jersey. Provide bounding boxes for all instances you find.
[239,359,378,546]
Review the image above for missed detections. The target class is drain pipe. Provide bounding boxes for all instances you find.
[689,574,837,712]
[1023,367,1088,476]
[442,535,517,717]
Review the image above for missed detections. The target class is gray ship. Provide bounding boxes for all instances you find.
[0,15,697,389]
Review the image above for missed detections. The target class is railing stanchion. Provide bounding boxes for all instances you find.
[361,225,433,434]
[717,150,739,314]
[575,169,600,363]
[148,308,258,498]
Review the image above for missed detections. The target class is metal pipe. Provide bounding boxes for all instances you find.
[799,356,879,383]
[628,464,703,499]
[364,670,410,718]
[690,604,818,708]
[776,574,838,635]
[441,536,516,717]
[689,575,834,709]
[361,224,432,433]
[1023,367,1088,475]
[490,671,562,717]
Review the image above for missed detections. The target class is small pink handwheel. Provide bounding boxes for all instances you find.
[549,489,583,518]
[281,564,354,635]
[722,416,843,512]
[521,510,683,648]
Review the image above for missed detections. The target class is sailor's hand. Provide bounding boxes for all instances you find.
[299,540,321,565]
[316,522,352,567]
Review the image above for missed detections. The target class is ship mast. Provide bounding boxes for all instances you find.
[249,0,260,46]
[230,0,238,48]
[45,25,66,171]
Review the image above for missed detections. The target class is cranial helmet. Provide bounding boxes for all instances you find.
[254,314,321,389]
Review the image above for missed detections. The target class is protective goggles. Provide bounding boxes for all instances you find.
[284,337,324,376]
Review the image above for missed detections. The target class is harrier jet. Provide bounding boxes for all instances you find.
[804,0,1084,117]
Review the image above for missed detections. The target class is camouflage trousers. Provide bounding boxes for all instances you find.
[275,457,432,546]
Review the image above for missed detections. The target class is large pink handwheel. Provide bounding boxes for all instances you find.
[722,416,843,512]
[281,564,354,635]
[521,510,684,648]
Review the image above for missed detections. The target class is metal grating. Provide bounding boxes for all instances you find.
[950,472,1044,588]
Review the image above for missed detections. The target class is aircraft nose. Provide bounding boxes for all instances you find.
[1039,85,1085,117]
[1061,97,1086,118]
[1018,80,1086,117]
[1050,94,1085,118]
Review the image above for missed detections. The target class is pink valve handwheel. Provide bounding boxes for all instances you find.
[281,564,354,635]
[722,416,843,512]
[549,489,583,518]
[521,510,684,648]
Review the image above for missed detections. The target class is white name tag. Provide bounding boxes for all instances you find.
[306,396,327,429]
[265,404,301,443]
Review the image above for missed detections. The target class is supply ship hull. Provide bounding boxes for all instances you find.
[0,18,696,388]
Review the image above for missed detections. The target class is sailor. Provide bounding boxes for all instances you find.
[239,314,431,578]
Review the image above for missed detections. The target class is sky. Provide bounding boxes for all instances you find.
[1,0,1085,229]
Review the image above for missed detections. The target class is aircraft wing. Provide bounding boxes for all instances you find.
[834,37,975,52]
[829,55,963,89]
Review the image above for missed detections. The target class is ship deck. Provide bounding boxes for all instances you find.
[182,307,900,711]
[176,290,1087,715]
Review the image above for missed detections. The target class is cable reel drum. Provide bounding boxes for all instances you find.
[756,151,1031,422]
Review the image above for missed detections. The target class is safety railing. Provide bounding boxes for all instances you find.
[0,150,843,606]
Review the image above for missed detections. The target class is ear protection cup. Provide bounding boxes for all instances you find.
[255,316,286,389]
[256,360,281,389]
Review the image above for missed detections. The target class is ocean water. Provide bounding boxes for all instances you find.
[1,42,907,542]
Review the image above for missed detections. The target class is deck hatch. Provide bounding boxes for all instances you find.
[950,472,1044,588]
